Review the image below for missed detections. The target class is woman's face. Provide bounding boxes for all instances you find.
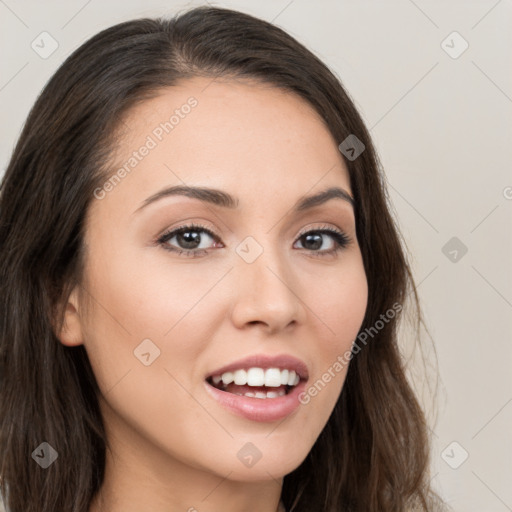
[61,77,367,492]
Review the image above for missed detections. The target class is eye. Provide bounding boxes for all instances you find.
[294,225,351,257]
[156,222,351,258]
[156,223,221,258]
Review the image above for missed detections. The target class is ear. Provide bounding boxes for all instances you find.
[55,286,84,347]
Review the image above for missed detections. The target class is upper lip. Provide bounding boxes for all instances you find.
[205,354,309,381]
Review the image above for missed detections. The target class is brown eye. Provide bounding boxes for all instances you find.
[294,227,351,256]
[157,223,221,257]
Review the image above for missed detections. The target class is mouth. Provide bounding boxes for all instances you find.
[206,367,302,399]
[204,365,309,422]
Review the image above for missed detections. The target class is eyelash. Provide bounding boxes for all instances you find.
[155,222,352,259]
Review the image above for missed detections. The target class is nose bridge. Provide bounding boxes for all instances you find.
[230,234,302,331]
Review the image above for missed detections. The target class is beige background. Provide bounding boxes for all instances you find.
[1,1,511,510]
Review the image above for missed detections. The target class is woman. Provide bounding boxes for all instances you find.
[0,6,444,512]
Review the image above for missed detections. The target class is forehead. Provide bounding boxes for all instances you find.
[96,76,351,215]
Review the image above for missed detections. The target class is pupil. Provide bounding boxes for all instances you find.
[178,231,200,249]
[303,233,321,250]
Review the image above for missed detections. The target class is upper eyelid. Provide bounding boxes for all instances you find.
[297,224,344,236]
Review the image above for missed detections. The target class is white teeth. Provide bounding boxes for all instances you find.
[264,368,282,387]
[214,367,302,387]
[244,388,286,399]
[233,369,247,385]
[221,371,234,384]
[247,368,265,386]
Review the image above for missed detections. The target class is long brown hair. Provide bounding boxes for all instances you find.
[0,6,443,511]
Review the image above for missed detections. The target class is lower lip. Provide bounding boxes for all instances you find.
[204,379,307,422]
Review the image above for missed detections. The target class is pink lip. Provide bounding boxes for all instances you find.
[205,353,309,380]
[204,378,307,422]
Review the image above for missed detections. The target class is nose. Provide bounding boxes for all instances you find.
[229,245,304,335]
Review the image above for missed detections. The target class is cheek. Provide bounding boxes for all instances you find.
[100,240,232,334]
[80,252,225,468]
[297,258,367,425]
[315,257,368,353]
[80,242,231,394]
[83,233,211,339]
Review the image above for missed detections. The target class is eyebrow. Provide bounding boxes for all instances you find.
[133,184,354,215]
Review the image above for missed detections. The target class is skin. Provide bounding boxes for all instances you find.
[58,76,368,512]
